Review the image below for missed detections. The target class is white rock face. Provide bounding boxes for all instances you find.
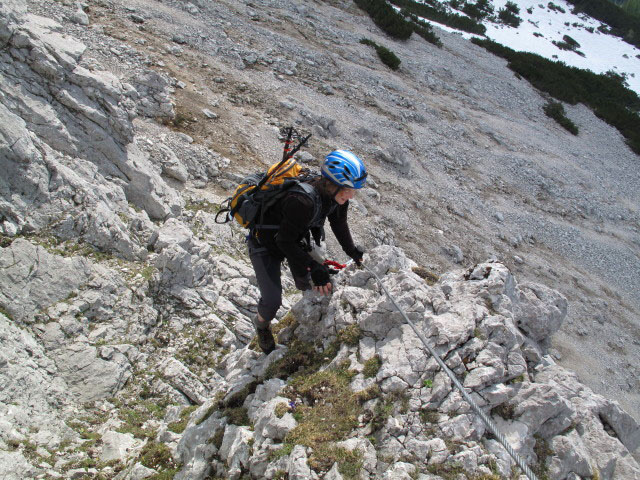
[0,0,180,261]
[161,358,210,405]
[219,425,254,480]
[100,431,140,462]
[0,313,72,449]
[0,239,92,322]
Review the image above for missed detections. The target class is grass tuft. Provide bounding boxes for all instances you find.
[362,355,382,378]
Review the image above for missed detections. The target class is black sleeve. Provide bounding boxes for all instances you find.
[275,193,317,276]
[328,201,357,256]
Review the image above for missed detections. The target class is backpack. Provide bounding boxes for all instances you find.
[215,128,320,231]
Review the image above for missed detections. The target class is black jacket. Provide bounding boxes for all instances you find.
[255,186,356,277]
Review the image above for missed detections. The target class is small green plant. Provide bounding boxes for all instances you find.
[371,396,395,432]
[223,406,250,426]
[264,337,340,381]
[544,100,579,135]
[139,441,179,472]
[354,384,381,403]
[508,373,526,384]
[274,402,289,418]
[269,442,294,461]
[360,38,401,71]
[547,2,566,12]
[272,311,298,335]
[411,266,439,285]
[337,324,363,346]
[427,461,465,477]
[423,379,433,388]
[532,435,553,479]
[140,266,156,281]
[473,327,486,339]
[420,408,440,424]
[184,199,222,214]
[0,304,13,321]
[209,428,225,449]
[363,355,382,378]
[167,405,198,434]
[491,402,516,420]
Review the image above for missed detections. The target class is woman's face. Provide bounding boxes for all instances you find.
[334,187,356,205]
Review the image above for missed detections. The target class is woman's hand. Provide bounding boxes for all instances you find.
[313,282,332,295]
[309,262,333,296]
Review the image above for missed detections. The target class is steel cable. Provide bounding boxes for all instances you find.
[362,263,539,480]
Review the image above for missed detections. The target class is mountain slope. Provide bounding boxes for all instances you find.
[1,0,640,478]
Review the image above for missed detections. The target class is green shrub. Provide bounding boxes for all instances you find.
[390,0,486,34]
[337,324,363,346]
[566,0,640,48]
[360,38,401,70]
[463,2,485,19]
[548,1,566,13]
[562,34,580,48]
[532,435,554,479]
[139,441,178,471]
[477,0,495,17]
[223,406,250,426]
[353,0,413,40]
[471,37,640,154]
[498,3,522,27]
[544,101,579,135]
[622,0,640,18]
[553,34,582,52]
[405,12,443,47]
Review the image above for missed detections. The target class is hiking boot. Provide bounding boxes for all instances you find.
[253,316,275,354]
[256,327,275,355]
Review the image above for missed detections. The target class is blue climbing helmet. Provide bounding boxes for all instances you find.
[321,150,367,189]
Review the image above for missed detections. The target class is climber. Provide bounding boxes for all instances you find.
[250,150,367,354]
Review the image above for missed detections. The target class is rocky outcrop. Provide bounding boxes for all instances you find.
[0,0,182,259]
[174,246,639,480]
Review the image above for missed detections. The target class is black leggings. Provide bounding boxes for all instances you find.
[248,239,311,323]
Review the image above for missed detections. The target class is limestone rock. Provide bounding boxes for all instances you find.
[0,239,92,322]
[161,358,210,405]
[287,445,312,480]
[514,282,568,344]
[0,313,72,448]
[128,69,175,119]
[219,425,253,480]
[175,409,226,480]
[100,431,140,462]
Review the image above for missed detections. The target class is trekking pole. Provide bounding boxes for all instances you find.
[282,126,294,162]
[361,263,539,480]
[254,128,312,192]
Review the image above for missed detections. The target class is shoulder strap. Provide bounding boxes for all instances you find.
[253,180,322,231]
[288,182,323,227]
